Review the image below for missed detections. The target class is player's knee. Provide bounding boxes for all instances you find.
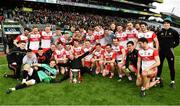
[91,59,95,63]
[99,61,103,64]
[110,63,114,67]
[142,71,147,77]
[61,68,65,75]
[121,66,126,70]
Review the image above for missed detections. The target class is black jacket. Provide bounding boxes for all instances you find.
[36,53,47,64]
[157,28,179,50]
[58,51,90,69]
[44,49,54,63]
[125,49,138,68]
[6,47,27,65]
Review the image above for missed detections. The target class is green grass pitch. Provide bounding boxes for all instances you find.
[0,46,180,105]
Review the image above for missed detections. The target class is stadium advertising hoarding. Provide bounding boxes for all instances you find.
[2,20,23,35]
[3,25,22,35]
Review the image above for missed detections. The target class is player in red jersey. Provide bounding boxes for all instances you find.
[137,38,160,97]
[72,29,83,42]
[85,27,96,44]
[82,40,94,69]
[111,38,126,81]
[94,25,104,43]
[64,43,74,58]
[115,25,128,49]
[40,25,53,52]
[28,26,41,53]
[73,40,84,58]
[92,43,104,74]
[13,28,31,49]
[103,44,116,78]
[52,43,67,74]
[55,32,73,46]
[137,22,159,49]
[126,22,138,45]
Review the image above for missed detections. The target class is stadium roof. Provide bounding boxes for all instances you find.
[161,12,180,26]
[112,0,156,9]
[154,0,163,3]
[24,0,161,17]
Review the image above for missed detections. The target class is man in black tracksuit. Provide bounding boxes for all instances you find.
[4,41,27,79]
[157,18,179,89]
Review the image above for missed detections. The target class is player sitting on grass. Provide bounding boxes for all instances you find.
[136,38,160,97]
[6,60,58,94]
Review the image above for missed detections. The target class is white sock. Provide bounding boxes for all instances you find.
[141,87,145,91]
[171,81,175,83]
[119,74,122,78]
[11,88,16,91]
[128,76,132,81]
[157,77,160,80]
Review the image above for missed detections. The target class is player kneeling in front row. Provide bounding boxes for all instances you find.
[136,38,160,97]
[112,38,126,81]
[6,60,58,94]
[121,41,138,81]
[91,43,104,74]
[103,44,116,78]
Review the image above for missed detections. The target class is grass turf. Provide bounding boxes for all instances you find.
[0,46,180,105]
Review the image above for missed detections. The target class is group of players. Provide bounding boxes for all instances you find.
[5,19,179,97]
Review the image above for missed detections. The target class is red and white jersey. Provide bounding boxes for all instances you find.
[126,29,138,43]
[15,34,28,49]
[40,31,53,49]
[15,34,28,43]
[65,48,74,57]
[103,51,116,61]
[94,29,104,40]
[137,31,156,48]
[115,31,128,48]
[80,30,87,36]
[73,46,83,56]
[83,46,93,61]
[57,35,73,46]
[53,49,66,61]
[85,34,96,44]
[93,49,105,59]
[112,45,125,60]
[29,32,41,51]
[138,47,159,71]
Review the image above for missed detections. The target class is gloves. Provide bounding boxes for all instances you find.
[125,68,131,74]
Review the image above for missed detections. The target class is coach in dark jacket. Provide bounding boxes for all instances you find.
[157,17,179,89]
